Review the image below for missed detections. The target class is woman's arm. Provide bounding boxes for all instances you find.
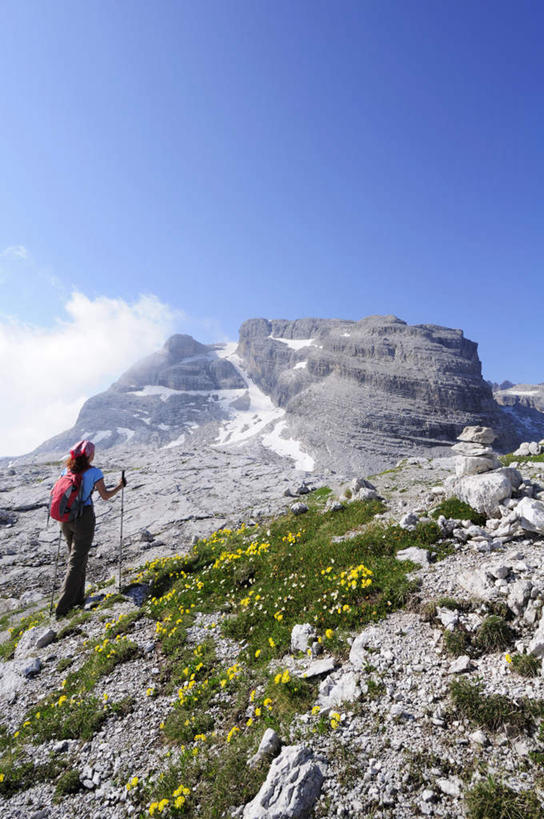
[95,478,125,501]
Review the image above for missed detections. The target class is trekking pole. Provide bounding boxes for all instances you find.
[49,528,63,616]
[118,470,125,592]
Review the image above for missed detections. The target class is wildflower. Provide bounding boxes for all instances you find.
[226,725,240,743]
[505,653,512,664]
[103,693,109,702]
[255,649,261,658]
[268,638,276,648]
[255,707,262,717]
[0,773,4,782]
[325,628,334,639]
[246,717,253,727]
[311,705,320,715]
[146,687,154,697]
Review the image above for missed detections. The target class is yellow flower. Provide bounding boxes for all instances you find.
[311,705,320,715]
[0,773,4,782]
[146,687,154,697]
[103,693,109,702]
[268,638,275,648]
[255,707,262,717]
[246,717,253,727]
[325,629,334,639]
[255,649,261,658]
[505,653,512,664]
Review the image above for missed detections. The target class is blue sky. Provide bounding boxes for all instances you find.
[0,1,542,452]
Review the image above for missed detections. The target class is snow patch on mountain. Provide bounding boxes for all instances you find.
[270,336,316,350]
[261,420,315,471]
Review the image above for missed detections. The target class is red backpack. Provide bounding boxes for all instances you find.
[49,471,87,522]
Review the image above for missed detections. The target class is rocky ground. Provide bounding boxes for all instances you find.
[2,432,544,818]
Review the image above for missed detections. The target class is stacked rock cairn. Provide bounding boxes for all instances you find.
[452,425,501,477]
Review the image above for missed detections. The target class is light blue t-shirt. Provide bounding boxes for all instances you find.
[61,466,104,506]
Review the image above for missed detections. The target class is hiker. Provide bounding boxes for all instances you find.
[55,440,125,618]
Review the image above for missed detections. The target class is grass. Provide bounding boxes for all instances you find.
[430,497,486,526]
[141,499,433,667]
[444,629,471,657]
[465,776,543,818]
[125,496,445,816]
[0,610,47,660]
[54,769,81,799]
[450,679,543,735]
[511,653,541,678]
[475,616,514,652]
[500,453,544,467]
[0,750,65,797]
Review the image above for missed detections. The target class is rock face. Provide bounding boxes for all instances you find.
[30,316,534,474]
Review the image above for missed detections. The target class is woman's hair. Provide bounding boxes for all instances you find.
[66,454,91,474]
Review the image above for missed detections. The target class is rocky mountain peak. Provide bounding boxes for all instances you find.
[28,315,544,475]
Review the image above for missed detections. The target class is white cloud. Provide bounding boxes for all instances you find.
[0,291,180,456]
[1,245,29,260]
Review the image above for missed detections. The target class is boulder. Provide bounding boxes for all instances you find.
[528,614,544,658]
[455,456,501,477]
[14,626,56,660]
[448,655,473,674]
[514,442,531,456]
[351,477,377,494]
[450,472,513,516]
[349,627,382,668]
[396,547,431,567]
[317,670,365,709]
[495,467,523,490]
[248,728,282,768]
[457,426,497,445]
[451,442,494,456]
[399,512,419,529]
[302,658,336,679]
[290,503,309,516]
[0,661,25,703]
[291,624,316,654]
[516,498,544,534]
[243,745,324,819]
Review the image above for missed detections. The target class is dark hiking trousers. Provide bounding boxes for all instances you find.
[56,505,95,617]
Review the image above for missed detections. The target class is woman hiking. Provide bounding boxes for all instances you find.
[55,440,126,619]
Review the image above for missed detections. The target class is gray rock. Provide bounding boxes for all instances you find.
[248,728,282,768]
[450,472,513,516]
[436,777,462,797]
[396,547,431,567]
[23,657,42,678]
[437,607,459,630]
[349,627,382,668]
[457,426,497,445]
[243,745,324,819]
[318,670,364,709]
[291,624,316,654]
[0,662,25,703]
[302,658,336,678]
[448,655,473,673]
[516,498,544,534]
[290,503,309,516]
[455,455,501,476]
[14,626,56,660]
[399,512,419,529]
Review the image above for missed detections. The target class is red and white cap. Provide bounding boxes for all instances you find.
[70,440,95,460]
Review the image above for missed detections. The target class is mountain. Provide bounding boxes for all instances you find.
[32,315,543,474]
